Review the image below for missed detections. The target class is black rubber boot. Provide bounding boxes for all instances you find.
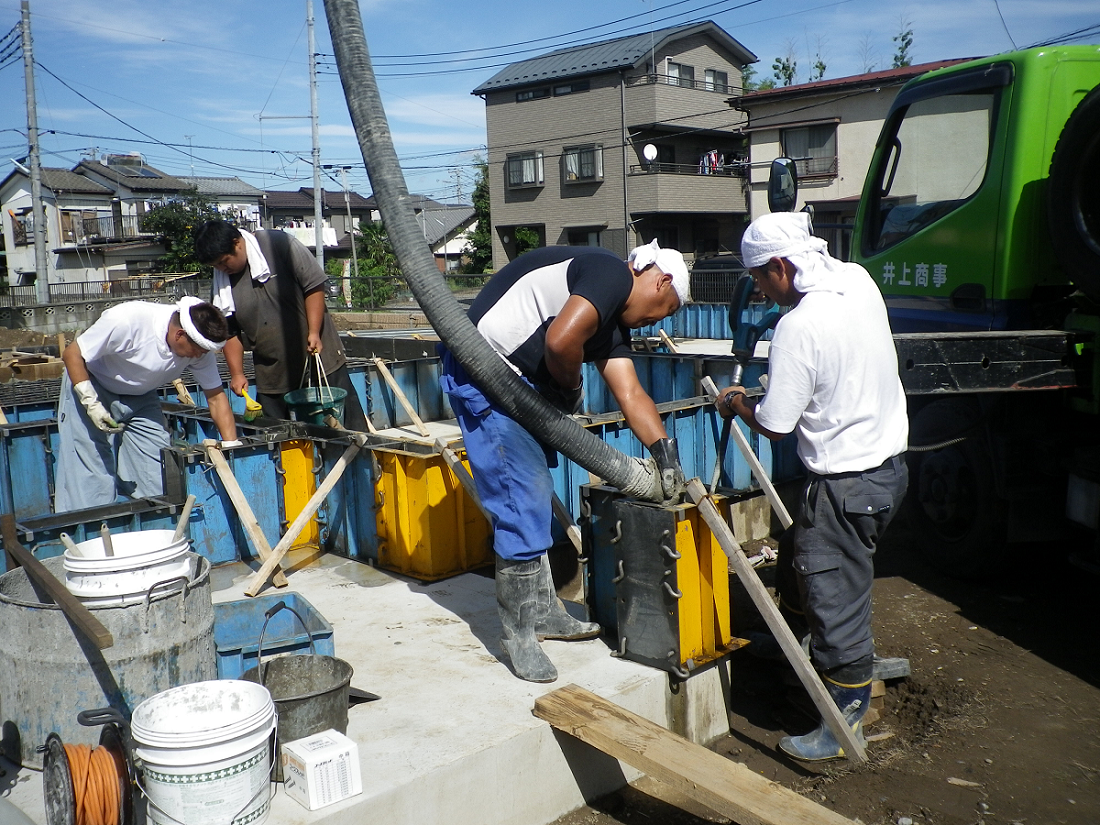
[496,556,557,683]
[535,554,601,641]
[779,661,872,762]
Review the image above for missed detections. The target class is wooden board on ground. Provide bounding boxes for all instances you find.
[534,684,858,825]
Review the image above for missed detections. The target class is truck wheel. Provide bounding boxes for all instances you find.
[1048,84,1100,300]
[905,398,1005,578]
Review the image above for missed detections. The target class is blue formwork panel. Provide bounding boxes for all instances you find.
[316,437,378,562]
[0,420,57,520]
[213,592,335,680]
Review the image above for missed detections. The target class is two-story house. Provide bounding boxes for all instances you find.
[1,154,188,290]
[261,187,374,254]
[474,22,757,270]
[733,58,971,259]
[189,176,264,231]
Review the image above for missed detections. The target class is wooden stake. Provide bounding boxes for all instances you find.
[435,437,489,521]
[658,329,680,354]
[535,684,859,825]
[372,357,431,437]
[173,494,197,542]
[1,514,113,649]
[172,379,195,406]
[244,441,361,596]
[685,479,866,762]
[202,440,289,587]
[99,523,114,557]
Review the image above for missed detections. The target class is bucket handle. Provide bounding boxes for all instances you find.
[256,600,316,686]
[140,575,192,635]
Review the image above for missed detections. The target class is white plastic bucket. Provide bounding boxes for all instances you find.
[64,529,193,606]
[131,680,277,825]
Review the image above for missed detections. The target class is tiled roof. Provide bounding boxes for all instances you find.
[188,177,264,197]
[416,205,476,246]
[40,168,114,194]
[73,160,188,192]
[473,21,756,94]
[264,187,373,210]
[735,58,978,105]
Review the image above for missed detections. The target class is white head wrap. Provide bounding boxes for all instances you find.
[628,239,691,306]
[177,296,226,352]
[740,212,848,294]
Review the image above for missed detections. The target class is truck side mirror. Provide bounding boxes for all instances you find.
[767,158,798,213]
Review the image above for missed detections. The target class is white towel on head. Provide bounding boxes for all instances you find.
[627,239,691,305]
[741,212,849,295]
[211,229,272,316]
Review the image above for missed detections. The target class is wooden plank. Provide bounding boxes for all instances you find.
[245,440,361,596]
[534,684,858,825]
[701,376,793,530]
[202,441,289,588]
[658,329,680,354]
[685,479,866,762]
[551,492,582,553]
[434,437,490,521]
[1,514,114,650]
[372,357,431,437]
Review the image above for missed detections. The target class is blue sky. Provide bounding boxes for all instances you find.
[0,0,1096,205]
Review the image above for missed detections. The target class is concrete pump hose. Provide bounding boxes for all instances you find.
[322,0,663,503]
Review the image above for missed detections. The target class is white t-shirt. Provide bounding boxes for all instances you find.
[754,264,908,475]
[77,302,223,395]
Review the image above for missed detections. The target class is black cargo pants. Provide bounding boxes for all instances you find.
[776,454,908,674]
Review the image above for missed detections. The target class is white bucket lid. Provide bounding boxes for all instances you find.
[131,680,274,747]
[66,530,188,567]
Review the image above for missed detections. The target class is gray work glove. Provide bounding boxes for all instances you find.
[537,377,584,415]
[648,437,686,502]
[73,380,123,433]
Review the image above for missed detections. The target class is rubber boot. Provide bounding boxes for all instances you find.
[779,676,870,762]
[496,556,557,683]
[534,554,601,641]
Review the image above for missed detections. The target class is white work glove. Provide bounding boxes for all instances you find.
[73,380,123,433]
[219,439,243,448]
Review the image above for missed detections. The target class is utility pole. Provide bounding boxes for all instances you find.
[307,0,324,266]
[22,1,48,303]
[339,166,357,308]
[185,135,195,180]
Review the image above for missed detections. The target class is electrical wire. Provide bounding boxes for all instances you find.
[63,743,122,825]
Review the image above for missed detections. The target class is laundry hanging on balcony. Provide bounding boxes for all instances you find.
[698,150,724,175]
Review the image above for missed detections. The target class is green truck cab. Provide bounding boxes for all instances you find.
[770,47,1100,575]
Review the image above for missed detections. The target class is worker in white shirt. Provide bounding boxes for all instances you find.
[55,296,239,511]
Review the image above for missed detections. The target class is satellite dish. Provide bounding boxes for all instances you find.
[643,144,658,162]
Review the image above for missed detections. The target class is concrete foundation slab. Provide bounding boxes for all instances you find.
[2,551,733,825]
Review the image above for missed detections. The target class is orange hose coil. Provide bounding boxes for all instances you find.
[62,743,121,825]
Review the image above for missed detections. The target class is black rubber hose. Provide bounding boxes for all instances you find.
[322,0,661,501]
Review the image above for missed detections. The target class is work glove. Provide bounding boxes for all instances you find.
[537,377,584,415]
[648,437,686,502]
[73,380,123,433]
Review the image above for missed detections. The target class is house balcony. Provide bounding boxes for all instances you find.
[67,215,155,245]
[624,74,745,133]
[627,164,747,215]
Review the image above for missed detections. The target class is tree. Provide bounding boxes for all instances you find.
[513,226,540,256]
[461,157,492,274]
[350,221,403,308]
[807,34,828,82]
[893,18,914,68]
[857,32,879,74]
[141,189,221,273]
[772,55,797,86]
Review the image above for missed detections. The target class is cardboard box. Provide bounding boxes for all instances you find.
[281,730,362,811]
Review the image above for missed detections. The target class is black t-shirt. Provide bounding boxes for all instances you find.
[468,246,634,385]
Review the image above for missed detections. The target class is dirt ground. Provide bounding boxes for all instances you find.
[554,514,1100,825]
[0,328,68,352]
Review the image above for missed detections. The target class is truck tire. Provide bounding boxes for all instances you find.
[1048,84,1100,300]
[905,398,1005,578]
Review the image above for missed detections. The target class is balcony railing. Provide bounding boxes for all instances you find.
[0,278,214,307]
[629,162,747,178]
[626,73,741,95]
[66,214,153,244]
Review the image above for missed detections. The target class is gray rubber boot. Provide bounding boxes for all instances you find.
[535,554,601,641]
[496,556,557,683]
[779,678,870,762]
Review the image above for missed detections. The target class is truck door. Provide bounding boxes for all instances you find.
[856,64,1014,333]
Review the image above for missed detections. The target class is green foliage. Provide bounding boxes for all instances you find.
[461,156,493,275]
[893,20,914,68]
[810,55,827,82]
[514,226,540,256]
[141,189,221,273]
[329,222,402,310]
[772,56,797,87]
[756,77,777,91]
[741,63,758,92]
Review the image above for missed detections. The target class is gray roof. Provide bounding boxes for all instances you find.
[188,177,264,198]
[40,168,114,194]
[416,205,475,246]
[472,22,756,94]
[74,160,188,193]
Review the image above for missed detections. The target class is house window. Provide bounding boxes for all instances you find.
[705,69,728,93]
[506,151,545,188]
[516,87,550,102]
[667,62,695,88]
[568,229,601,246]
[553,80,589,96]
[563,145,603,183]
[781,123,838,177]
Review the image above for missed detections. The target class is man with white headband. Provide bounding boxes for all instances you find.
[55,297,239,511]
[438,240,689,683]
[715,212,908,761]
